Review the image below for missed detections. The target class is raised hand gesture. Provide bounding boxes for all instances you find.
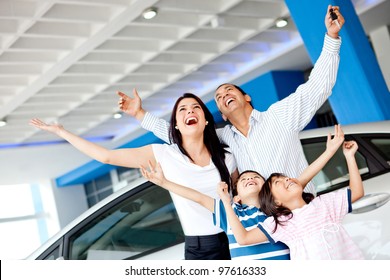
[343,140,358,159]
[117,88,145,120]
[325,5,345,39]
[217,182,231,204]
[326,124,344,154]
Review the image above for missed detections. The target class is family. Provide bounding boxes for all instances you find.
[29,6,365,260]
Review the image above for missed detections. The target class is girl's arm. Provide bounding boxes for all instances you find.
[343,141,364,202]
[217,182,267,245]
[140,161,215,212]
[298,124,344,187]
[29,118,155,168]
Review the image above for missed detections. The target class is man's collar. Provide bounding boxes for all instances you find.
[250,108,262,121]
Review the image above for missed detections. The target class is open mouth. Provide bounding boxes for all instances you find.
[225,98,235,107]
[245,181,256,188]
[185,117,198,125]
[286,182,295,190]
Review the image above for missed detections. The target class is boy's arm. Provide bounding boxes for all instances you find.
[140,162,214,212]
[343,141,364,202]
[217,182,267,245]
[298,124,344,187]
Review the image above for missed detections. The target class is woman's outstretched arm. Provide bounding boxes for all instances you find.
[29,118,155,168]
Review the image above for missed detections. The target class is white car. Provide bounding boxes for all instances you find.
[26,121,390,260]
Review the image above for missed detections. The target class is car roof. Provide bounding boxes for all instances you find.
[299,120,390,139]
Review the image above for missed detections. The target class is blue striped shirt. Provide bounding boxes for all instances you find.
[141,34,341,195]
[214,199,290,260]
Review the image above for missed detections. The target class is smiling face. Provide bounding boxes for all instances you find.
[269,175,303,205]
[235,171,265,200]
[214,84,252,119]
[174,97,207,136]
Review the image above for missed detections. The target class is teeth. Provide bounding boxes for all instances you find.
[246,182,255,187]
[225,98,234,106]
[185,117,198,125]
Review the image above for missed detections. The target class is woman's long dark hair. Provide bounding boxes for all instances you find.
[259,173,314,233]
[169,93,232,190]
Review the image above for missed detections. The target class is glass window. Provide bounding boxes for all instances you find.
[370,138,390,162]
[67,184,184,260]
[98,189,113,201]
[117,167,142,182]
[0,184,35,218]
[302,141,368,193]
[84,181,95,196]
[95,173,112,191]
[0,184,44,259]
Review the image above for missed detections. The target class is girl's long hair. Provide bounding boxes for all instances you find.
[259,173,314,233]
[169,93,232,190]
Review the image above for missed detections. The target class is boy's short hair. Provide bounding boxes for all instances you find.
[232,170,265,197]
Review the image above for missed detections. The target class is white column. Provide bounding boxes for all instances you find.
[370,25,390,90]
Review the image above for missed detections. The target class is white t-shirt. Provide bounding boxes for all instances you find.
[152,143,236,236]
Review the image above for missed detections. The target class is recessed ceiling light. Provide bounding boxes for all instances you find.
[113,112,122,119]
[0,118,7,127]
[142,7,158,20]
[275,18,288,28]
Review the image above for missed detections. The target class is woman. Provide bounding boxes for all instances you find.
[30,92,237,260]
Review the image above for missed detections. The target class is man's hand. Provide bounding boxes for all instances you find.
[117,88,145,121]
[325,5,345,39]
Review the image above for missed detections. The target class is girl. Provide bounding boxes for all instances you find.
[29,91,237,260]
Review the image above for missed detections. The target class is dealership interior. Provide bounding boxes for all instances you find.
[0,0,389,259]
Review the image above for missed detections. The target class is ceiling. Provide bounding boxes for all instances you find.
[0,0,389,150]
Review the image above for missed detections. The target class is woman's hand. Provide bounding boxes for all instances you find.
[29,118,64,135]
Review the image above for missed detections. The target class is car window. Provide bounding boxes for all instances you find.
[302,141,368,194]
[369,138,390,163]
[66,184,184,260]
